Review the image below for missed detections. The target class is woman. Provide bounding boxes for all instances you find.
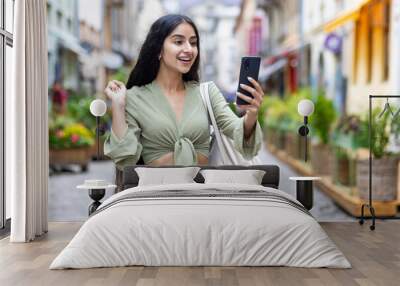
[104,14,264,170]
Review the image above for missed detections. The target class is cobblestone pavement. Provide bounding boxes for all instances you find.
[257,146,354,222]
[48,145,355,222]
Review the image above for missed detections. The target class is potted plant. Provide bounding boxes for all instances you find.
[49,114,95,172]
[356,108,399,201]
[309,91,337,175]
[332,147,354,186]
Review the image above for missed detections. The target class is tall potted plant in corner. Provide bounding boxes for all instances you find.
[309,91,337,176]
[356,108,399,201]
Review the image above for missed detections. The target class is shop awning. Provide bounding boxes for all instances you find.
[49,28,87,57]
[264,42,309,65]
[323,0,372,33]
[60,38,86,56]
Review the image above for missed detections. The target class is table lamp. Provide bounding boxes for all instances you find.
[297,99,315,162]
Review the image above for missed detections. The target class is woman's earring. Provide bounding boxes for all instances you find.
[158,54,161,60]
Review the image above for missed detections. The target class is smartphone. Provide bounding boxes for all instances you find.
[236,56,261,105]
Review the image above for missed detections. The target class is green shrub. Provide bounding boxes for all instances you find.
[309,91,337,145]
[110,66,131,83]
[262,88,313,133]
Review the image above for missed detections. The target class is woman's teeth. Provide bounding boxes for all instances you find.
[178,58,191,62]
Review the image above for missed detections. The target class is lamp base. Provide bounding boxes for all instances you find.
[88,188,105,215]
[298,125,309,136]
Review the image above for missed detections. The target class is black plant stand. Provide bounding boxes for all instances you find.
[289,177,321,210]
[358,95,400,231]
[88,189,106,215]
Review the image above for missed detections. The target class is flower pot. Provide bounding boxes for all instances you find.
[311,143,333,175]
[356,156,398,201]
[266,127,276,146]
[285,132,299,158]
[271,129,279,147]
[49,147,92,172]
[276,130,286,150]
[348,157,357,187]
[334,156,350,185]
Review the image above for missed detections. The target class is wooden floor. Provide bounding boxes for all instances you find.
[0,221,399,286]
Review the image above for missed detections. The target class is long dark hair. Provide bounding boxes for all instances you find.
[126,14,201,89]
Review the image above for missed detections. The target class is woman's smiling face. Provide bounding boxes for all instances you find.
[160,22,198,75]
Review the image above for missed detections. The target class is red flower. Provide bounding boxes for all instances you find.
[70,134,80,143]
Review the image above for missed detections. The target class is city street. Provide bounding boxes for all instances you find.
[48,145,354,222]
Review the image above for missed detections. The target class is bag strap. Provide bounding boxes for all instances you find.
[200,82,229,164]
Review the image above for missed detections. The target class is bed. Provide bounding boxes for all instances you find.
[50,165,351,269]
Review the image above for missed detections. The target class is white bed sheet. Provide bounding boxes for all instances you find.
[50,183,351,269]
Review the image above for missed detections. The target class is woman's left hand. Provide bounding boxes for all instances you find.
[236,77,264,118]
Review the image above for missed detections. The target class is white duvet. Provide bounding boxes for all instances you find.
[50,183,351,269]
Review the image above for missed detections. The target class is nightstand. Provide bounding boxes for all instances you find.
[289,177,321,210]
[77,180,116,215]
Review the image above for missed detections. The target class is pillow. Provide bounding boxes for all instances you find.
[200,169,266,185]
[135,167,201,186]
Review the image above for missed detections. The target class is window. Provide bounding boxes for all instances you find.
[367,6,372,83]
[57,10,62,28]
[353,6,370,84]
[383,0,390,81]
[352,18,359,83]
[67,18,72,32]
[366,0,391,83]
[0,0,14,234]
[47,3,51,19]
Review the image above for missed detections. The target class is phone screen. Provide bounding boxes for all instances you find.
[236,56,261,105]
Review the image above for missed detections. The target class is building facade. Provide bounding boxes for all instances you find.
[47,0,83,91]
[319,0,399,114]
[79,0,104,96]
[254,0,302,97]
[187,0,243,98]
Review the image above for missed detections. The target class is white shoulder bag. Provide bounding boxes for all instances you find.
[200,82,263,166]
